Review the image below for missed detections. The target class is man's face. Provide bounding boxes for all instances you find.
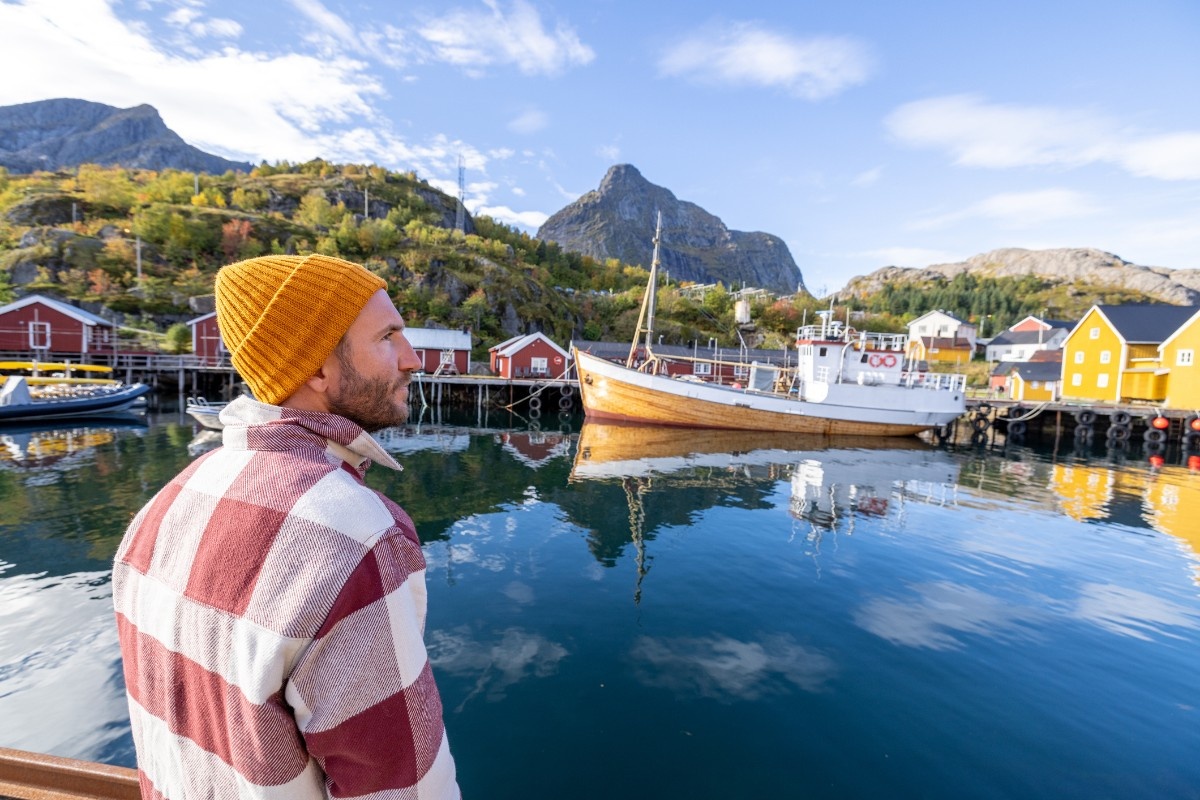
[325,290,422,432]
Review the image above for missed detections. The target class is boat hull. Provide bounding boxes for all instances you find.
[185,406,225,430]
[573,349,962,437]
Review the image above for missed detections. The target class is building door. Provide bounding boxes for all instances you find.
[28,321,50,351]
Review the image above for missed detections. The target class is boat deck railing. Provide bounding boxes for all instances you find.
[901,371,968,392]
[796,326,908,351]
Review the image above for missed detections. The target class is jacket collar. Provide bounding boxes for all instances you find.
[218,396,403,473]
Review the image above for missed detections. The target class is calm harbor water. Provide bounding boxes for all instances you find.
[2,409,1199,798]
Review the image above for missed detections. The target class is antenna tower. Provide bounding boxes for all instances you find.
[455,155,466,233]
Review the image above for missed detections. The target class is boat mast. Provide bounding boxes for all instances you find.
[627,211,663,368]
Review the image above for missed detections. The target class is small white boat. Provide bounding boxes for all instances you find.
[185,396,227,430]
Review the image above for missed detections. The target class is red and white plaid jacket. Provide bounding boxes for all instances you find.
[113,397,459,799]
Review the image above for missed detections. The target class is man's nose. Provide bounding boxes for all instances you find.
[398,335,422,371]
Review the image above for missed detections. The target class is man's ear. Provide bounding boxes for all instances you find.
[304,362,332,394]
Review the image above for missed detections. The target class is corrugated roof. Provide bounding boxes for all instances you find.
[1012,362,1063,382]
[1096,304,1199,343]
[0,293,114,327]
[404,327,471,350]
[492,332,569,358]
[989,329,1066,346]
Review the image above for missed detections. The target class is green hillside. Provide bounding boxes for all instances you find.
[0,160,1166,359]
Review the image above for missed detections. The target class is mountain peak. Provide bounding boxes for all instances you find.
[598,163,649,192]
[0,98,251,174]
[539,165,805,294]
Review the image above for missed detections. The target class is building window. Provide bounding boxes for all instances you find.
[1074,351,1084,364]
[530,357,548,375]
[733,365,750,377]
[1031,381,1041,389]
[440,350,454,364]
[1089,327,1100,339]
[1099,351,1111,364]
[818,347,827,357]
[694,362,712,375]
[1072,374,1082,387]
[1178,349,1195,366]
[1097,374,1109,388]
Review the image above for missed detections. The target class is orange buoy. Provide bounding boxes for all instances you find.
[1191,418,1200,432]
[1188,455,1200,471]
[1151,416,1170,430]
[1149,454,1166,468]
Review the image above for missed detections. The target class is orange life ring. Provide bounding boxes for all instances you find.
[882,353,897,368]
[868,354,883,367]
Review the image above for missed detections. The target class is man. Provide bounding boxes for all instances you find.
[113,254,460,799]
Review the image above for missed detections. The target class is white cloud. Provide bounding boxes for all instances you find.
[474,205,549,229]
[287,0,407,68]
[888,94,1200,181]
[596,143,621,161]
[165,6,242,39]
[911,188,1102,231]
[289,0,358,46]
[417,0,594,77]
[508,109,548,134]
[851,166,882,186]
[658,22,872,100]
[0,0,498,178]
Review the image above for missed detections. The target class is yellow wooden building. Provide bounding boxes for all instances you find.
[1158,308,1200,410]
[1060,304,1198,404]
[907,336,973,365]
[1007,361,1061,402]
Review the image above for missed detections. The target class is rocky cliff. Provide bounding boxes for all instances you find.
[537,164,805,295]
[839,247,1200,305]
[0,98,252,174]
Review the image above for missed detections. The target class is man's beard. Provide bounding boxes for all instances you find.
[327,351,411,433]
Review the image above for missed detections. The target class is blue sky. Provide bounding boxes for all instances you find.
[1,0,1198,294]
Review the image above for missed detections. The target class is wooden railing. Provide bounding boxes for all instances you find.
[0,747,138,799]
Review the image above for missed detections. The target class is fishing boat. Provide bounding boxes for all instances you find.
[0,362,150,423]
[572,215,967,436]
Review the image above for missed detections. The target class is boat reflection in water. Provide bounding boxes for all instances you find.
[569,421,959,599]
[0,414,147,472]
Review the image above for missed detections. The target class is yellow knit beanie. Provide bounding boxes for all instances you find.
[215,254,387,405]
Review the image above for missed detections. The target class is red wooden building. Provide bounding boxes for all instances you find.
[490,332,570,379]
[404,328,472,374]
[187,312,226,365]
[0,294,117,356]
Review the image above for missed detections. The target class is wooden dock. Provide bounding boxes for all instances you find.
[960,398,1200,451]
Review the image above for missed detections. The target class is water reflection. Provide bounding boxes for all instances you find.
[567,422,961,598]
[0,414,146,472]
[427,626,570,710]
[629,634,837,700]
[4,414,1200,799]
